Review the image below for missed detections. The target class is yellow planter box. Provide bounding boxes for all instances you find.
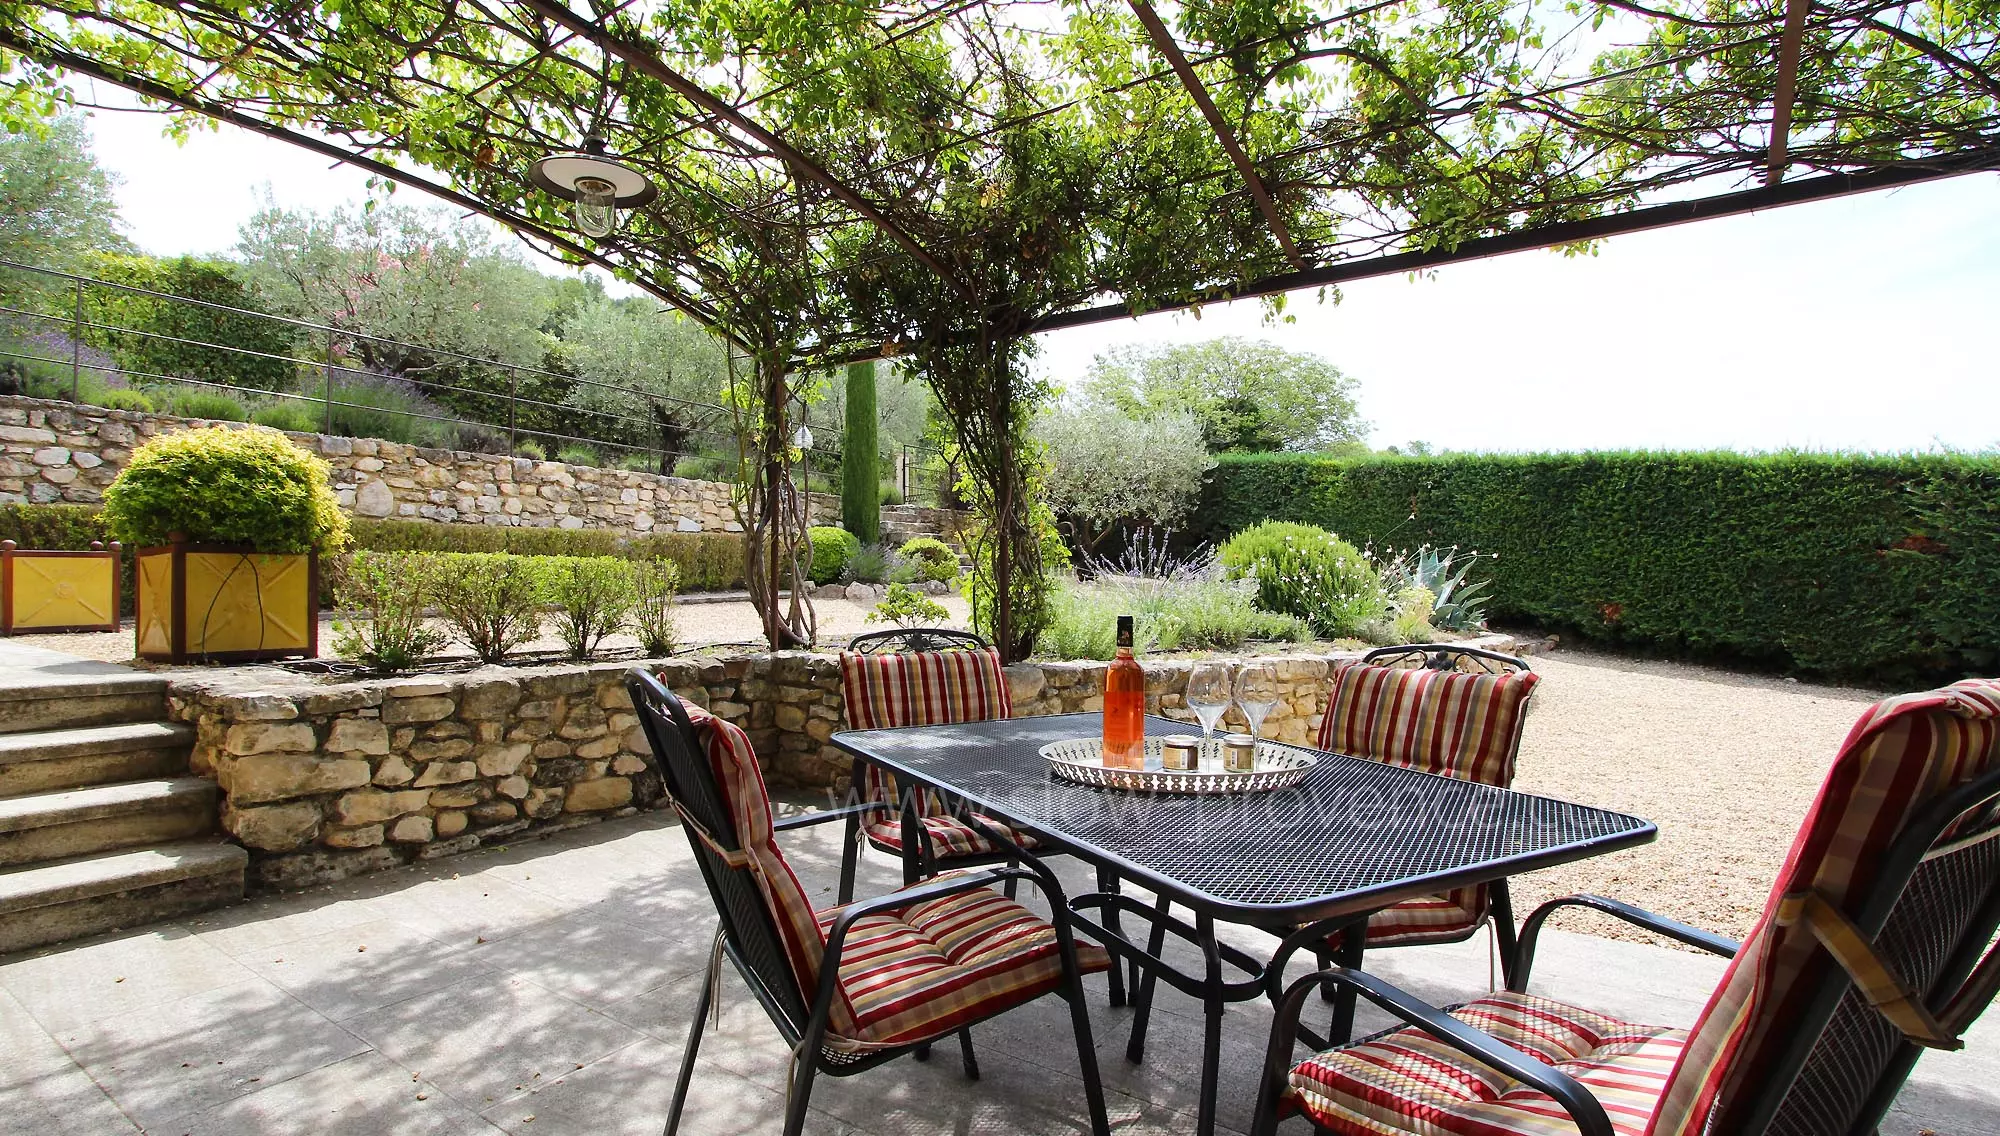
[134,543,318,663]
[1,541,121,635]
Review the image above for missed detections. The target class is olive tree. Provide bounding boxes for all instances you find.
[1039,407,1214,554]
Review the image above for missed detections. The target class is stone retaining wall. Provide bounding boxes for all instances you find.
[169,634,1535,888]
[0,393,837,534]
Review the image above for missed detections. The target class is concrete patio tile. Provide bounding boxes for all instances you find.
[340,970,648,1112]
[355,873,571,948]
[465,903,714,1006]
[161,1050,501,1136]
[0,925,258,1032]
[236,916,499,1022]
[0,987,141,1135]
[187,887,389,959]
[57,978,368,1133]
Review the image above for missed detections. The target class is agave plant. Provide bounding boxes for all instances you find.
[1385,545,1493,632]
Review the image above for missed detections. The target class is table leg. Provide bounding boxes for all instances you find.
[1124,892,1172,1064]
[1096,865,1128,1007]
[1197,912,1224,1136]
[1329,930,1364,1045]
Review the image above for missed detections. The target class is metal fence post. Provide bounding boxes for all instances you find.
[322,327,335,433]
[70,277,83,400]
[507,366,519,453]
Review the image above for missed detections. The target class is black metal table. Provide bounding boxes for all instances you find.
[831,712,1655,1135]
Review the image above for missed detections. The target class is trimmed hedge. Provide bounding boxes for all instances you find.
[0,506,746,603]
[1198,451,2000,681]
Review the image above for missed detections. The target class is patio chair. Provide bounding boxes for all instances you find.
[1305,649,1540,1034]
[624,668,1112,1136]
[1251,678,2000,1136]
[836,629,1046,904]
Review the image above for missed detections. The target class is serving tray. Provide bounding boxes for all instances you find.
[1038,736,1318,795]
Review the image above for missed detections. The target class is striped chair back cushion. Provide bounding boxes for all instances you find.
[1649,679,2000,1135]
[685,704,863,1034]
[841,647,1014,808]
[1316,661,1539,787]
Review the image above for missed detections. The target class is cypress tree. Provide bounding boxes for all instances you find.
[840,359,880,543]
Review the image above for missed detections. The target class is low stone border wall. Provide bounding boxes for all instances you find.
[168,633,1538,888]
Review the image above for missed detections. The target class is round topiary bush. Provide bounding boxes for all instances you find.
[808,525,859,585]
[1218,520,1385,637]
[897,536,960,583]
[101,425,350,554]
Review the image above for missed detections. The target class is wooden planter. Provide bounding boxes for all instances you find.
[134,541,318,663]
[0,540,121,635]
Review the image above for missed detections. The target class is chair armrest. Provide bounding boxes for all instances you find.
[1512,894,1738,991]
[773,800,884,832]
[1260,968,1615,1136]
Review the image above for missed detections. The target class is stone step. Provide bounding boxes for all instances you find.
[0,722,195,799]
[0,842,246,956]
[0,778,218,867]
[0,671,168,735]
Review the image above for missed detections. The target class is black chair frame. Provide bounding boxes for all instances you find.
[1362,642,1531,674]
[1250,760,2000,1136]
[625,668,1110,1136]
[1291,643,1534,1043]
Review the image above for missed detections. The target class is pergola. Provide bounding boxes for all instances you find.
[3,0,1994,658]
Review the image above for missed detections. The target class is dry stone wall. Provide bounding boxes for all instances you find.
[0,393,836,534]
[170,634,1534,888]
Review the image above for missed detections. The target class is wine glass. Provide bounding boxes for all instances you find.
[1235,661,1280,741]
[1186,663,1232,766]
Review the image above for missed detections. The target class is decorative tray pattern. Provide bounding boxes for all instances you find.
[1038,737,1319,795]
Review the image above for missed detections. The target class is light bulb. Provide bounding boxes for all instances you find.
[572,176,618,237]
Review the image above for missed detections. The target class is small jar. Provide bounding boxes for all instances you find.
[1222,733,1258,774]
[1161,734,1201,772]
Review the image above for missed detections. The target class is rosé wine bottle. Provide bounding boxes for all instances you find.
[1102,615,1145,769]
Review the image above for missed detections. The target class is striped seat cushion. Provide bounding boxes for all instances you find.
[1290,992,1686,1136]
[817,882,1110,1052]
[1316,661,1539,948]
[684,704,1101,1055]
[842,647,1017,862]
[862,813,1041,858]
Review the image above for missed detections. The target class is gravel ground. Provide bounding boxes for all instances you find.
[26,612,1887,949]
[1506,649,1884,949]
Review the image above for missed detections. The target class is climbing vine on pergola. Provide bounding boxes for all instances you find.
[1,0,1994,658]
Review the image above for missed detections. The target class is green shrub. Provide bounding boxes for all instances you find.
[879,481,904,507]
[555,444,601,467]
[166,389,249,421]
[94,388,155,413]
[251,401,323,433]
[842,542,913,585]
[868,582,950,629]
[841,360,881,544]
[101,426,349,553]
[898,536,959,583]
[431,552,549,662]
[1218,520,1384,637]
[1200,450,2000,680]
[618,452,659,473]
[808,525,858,585]
[546,556,636,660]
[631,559,681,657]
[347,519,745,592]
[1038,575,1308,660]
[332,550,450,671]
[514,440,547,461]
[322,375,437,444]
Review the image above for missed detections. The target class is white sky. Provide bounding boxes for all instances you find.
[78,98,2000,456]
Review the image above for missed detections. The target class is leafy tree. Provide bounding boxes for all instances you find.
[841,360,880,543]
[1081,338,1367,452]
[81,252,296,391]
[0,114,126,273]
[553,294,729,469]
[235,200,547,376]
[1038,406,1214,553]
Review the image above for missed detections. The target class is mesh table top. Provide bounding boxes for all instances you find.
[834,713,1655,926]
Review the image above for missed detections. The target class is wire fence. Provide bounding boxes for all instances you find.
[0,257,918,482]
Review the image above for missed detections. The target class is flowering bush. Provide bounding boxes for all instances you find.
[1218,520,1385,638]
